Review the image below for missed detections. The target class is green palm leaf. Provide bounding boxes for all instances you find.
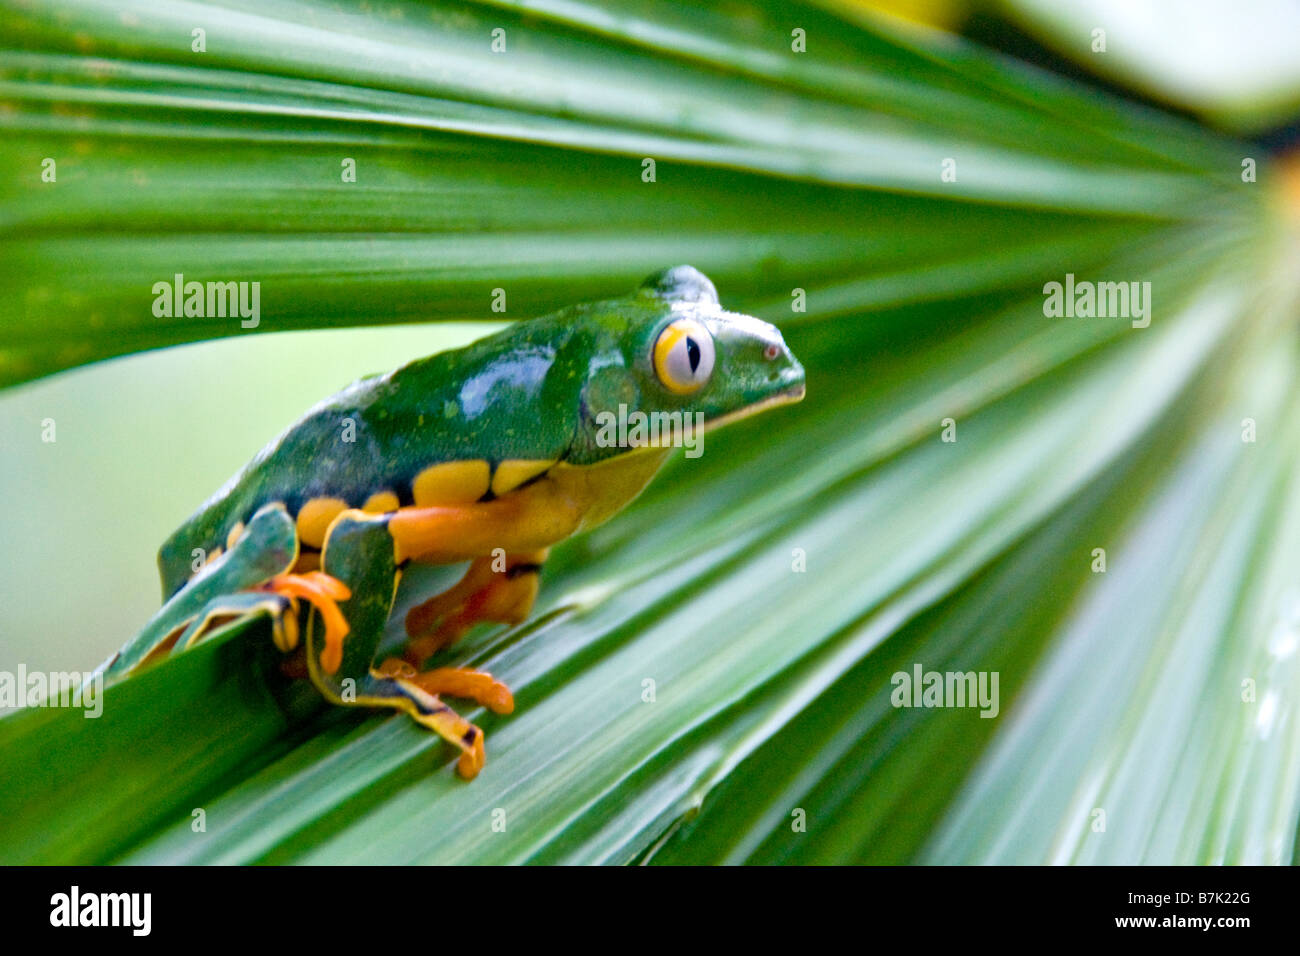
[1,0,1296,864]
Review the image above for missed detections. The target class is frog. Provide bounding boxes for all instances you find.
[95,266,806,778]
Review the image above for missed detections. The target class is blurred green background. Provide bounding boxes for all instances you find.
[0,324,498,676]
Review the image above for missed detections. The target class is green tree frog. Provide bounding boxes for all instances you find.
[96,266,805,778]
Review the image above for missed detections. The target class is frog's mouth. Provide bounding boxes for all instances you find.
[608,383,806,452]
[700,382,806,434]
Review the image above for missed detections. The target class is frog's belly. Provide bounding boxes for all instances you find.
[389,449,672,565]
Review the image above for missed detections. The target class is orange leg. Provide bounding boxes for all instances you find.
[375,659,515,714]
[386,480,581,565]
[366,665,487,778]
[403,549,548,665]
[257,571,351,673]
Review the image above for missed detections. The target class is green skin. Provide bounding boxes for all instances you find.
[96,266,805,762]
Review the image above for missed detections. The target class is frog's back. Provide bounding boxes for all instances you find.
[157,319,584,600]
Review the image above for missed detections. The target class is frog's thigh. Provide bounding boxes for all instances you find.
[307,509,488,778]
[404,549,549,661]
[306,510,398,680]
[387,478,582,565]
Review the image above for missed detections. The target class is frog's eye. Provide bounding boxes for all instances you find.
[653,318,715,395]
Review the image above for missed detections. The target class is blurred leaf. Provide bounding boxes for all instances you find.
[997,0,1300,132]
[0,0,1241,385]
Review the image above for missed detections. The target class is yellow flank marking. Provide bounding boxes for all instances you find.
[225,521,245,550]
[362,490,400,514]
[412,460,490,506]
[491,459,555,497]
[296,497,349,549]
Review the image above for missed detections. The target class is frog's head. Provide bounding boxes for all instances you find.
[570,265,805,463]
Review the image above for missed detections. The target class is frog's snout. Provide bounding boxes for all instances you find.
[708,309,806,410]
[762,337,806,402]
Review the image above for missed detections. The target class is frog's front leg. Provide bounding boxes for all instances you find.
[401,548,549,666]
[306,510,491,778]
[102,503,348,681]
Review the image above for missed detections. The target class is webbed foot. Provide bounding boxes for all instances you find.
[377,658,515,714]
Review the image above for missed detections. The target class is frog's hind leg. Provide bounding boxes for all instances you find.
[306,510,489,778]
[402,548,549,665]
[339,671,486,778]
[375,658,515,715]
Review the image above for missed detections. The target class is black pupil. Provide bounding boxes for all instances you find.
[686,337,701,374]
